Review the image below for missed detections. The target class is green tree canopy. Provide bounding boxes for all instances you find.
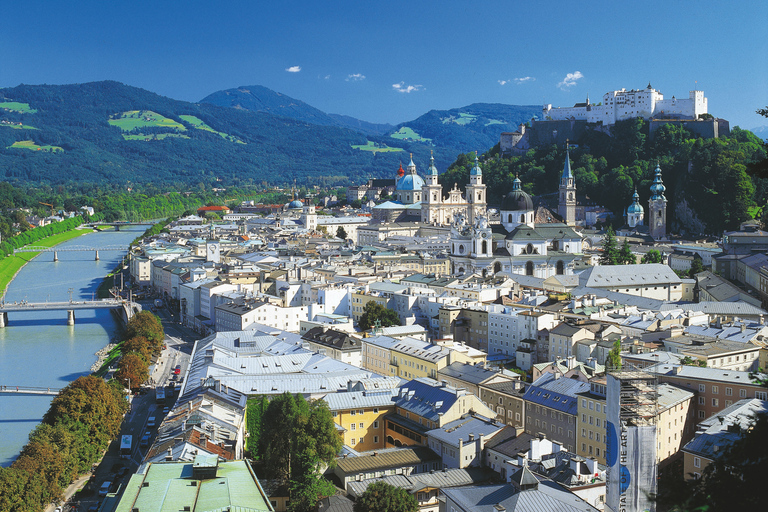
[641,249,664,264]
[618,238,635,265]
[115,352,149,390]
[353,481,418,512]
[125,311,164,352]
[336,226,348,240]
[605,340,622,370]
[689,258,705,277]
[358,301,401,331]
[600,227,619,265]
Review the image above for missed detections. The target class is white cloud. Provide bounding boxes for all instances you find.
[498,80,509,86]
[557,71,583,90]
[514,76,535,84]
[285,65,301,73]
[323,75,331,80]
[392,82,424,94]
[346,73,366,82]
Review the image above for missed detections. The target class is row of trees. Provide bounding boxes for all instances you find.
[114,311,165,390]
[0,216,83,260]
[0,377,128,511]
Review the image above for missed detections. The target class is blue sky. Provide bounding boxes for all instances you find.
[2,0,766,129]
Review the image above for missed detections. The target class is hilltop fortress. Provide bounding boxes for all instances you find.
[501,84,729,156]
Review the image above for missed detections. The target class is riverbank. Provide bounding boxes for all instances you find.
[0,227,92,298]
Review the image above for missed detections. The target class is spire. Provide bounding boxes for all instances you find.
[428,150,438,176]
[407,153,416,174]
[562,140,573,180]
[512,175,522,191]
[470,154,482,176]
[650,162,666,201]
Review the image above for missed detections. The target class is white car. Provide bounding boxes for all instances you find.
[99,480,112,496]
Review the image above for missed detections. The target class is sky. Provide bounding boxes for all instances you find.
[2,0,767,129]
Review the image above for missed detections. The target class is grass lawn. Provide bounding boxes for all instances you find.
[122,133,190,141]
[441,113,477,126]
[390,126,431,142]
[0,122,37,130]
[0,101,37,114]
[7,140,63,152]
[351,141,404,153]
[484,119,505,126]
[0,228,91,298]
[179,115,245,143]
[109,110,186,132]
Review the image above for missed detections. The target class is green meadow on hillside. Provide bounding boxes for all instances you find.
[7,140,63,152]
[351,141,404,153]
[390,126,431,142]
[179,115,245,143]
[0,101,37,114]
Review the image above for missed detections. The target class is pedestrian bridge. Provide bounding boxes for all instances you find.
[0,299,138,327]
[13,245,129,261]
[0,385,61,396]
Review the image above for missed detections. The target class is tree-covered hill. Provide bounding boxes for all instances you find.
[0,81,428,188]
[391,103,541,156]
[441,119,767,234]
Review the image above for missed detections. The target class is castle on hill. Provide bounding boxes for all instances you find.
[500,84,729,156]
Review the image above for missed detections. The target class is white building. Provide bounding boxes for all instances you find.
[543,84,707,125]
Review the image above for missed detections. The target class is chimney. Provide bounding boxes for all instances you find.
[570,457,583,477]
[585,457,598,477]
[587,357,596,369]
[166,448,173,461]
[567,355,576,369]
[468,433,474,442]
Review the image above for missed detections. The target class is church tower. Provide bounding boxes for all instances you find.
[421,151,443,224]
[626,189,644,228]
[648,163,667,239]
[301,202,317,232]
[558,142,577,225]
[465,155,487,225]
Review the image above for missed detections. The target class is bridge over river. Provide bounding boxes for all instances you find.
[13,245,128,261]
[0,299,139,327]
[0,385,61,396]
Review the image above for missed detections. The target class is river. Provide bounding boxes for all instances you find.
[0,224,148,466]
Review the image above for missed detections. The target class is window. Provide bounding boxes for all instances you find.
[698,396,705,405]
[712,386,718,394]
[699,384,706,393]
[712,398,719,407]
[359,422,364,429]
[694,457,701,468]
[373,421,379,429]
[360,437,364,444]
[740,389,747,398]
[332,411,337,417]
[351,424,356,430]
[374,436,379,443]
[351,410,356,416]
[757,391,768,400]
[351,438,356,445]
[725,388,732,396]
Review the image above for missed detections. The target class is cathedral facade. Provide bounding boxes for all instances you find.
[420,153,486,226]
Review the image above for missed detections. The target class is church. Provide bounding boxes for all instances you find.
[449,149,584,277]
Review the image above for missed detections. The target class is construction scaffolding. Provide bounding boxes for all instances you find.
[605,363,659,512]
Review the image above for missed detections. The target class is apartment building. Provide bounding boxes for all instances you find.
[324,390,398,451]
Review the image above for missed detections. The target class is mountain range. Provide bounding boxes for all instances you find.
[0,81,539,188]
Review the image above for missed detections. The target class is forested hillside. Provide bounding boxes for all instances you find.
[442,119,767,234]
[0,82,426,188]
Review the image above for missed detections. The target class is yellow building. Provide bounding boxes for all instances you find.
[324,390,398,452]
[390,337,486,381]
[350,291,389,323]
[576,378,608,464]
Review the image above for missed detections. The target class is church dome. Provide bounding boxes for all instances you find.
[396,174,425,191]
[288,199,304,209]
[627,189,643,214]
[470,156,482,176]
[501,177,533,211]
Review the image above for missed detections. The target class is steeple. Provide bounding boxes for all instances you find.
[428,150,438,176]
[650,162,666,200]
[558,140,577,226]
[407,153,417,174]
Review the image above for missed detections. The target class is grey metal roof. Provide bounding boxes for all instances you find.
[441,479,599,512]
[646,363,767,386]
[579,263,682,288]
[323,389,398,411]
[426,415,505,447]
[682,399,768,460]
[523,374,590,416]
[395,378,464,422]
[438,362,505,386]
[346,467,495,498]
[659,301,767,316]
[335,447,440,474]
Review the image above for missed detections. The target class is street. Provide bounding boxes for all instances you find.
[47,299,201,512]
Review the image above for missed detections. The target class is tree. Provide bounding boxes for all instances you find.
[122,335,151,363]
[125,311,164,353]
[358,301,401,331]
[689,258,705,277]
[618,238,635,265]
[641,249,664,264]
[115,352,149,390]
[605,340,622,370]
[336,226,348,240]
[353,481,418,512]
[599,227,619,265]
[259,393,342,511]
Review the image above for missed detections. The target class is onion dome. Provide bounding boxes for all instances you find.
[396,162,405,177]
[627,189,643,214]
[650,164,666,200]
[428,153,438,176]
[470,155,482,176]
[288,199,304,209]
[501,177,533,211]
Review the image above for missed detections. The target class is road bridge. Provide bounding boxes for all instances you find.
[86,222,148,231]
[13,245,129,261]
[0,299,138,327]
[0,385,61,396]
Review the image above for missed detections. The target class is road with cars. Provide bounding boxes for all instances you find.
[48,299,199,512]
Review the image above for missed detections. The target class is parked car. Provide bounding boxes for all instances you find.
[99,481,112,496]
[173,365,181,375]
